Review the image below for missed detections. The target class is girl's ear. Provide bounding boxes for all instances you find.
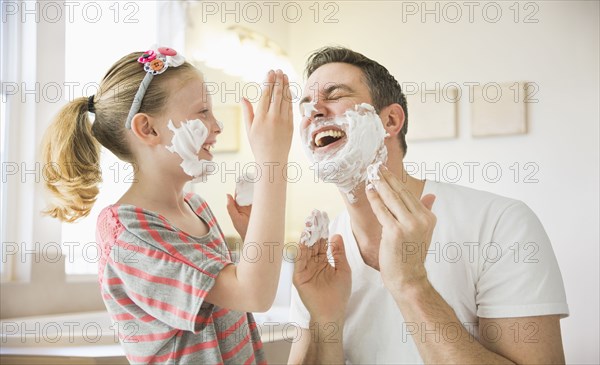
[380,103,405,137]
[129,113,161,146]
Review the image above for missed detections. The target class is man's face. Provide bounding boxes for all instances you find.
[298,62,389,203]
[299,62,374,131]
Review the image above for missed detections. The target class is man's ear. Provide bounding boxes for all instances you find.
[380,103,405,137]
[129,113,161,146]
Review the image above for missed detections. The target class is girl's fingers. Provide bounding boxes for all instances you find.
[255,70,275,118]
[226,194,239,218]
[284,74,293,125]
[240,97,254,137]
[269,70,284,115]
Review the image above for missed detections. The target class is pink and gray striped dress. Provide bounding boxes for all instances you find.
[96,193,266,364]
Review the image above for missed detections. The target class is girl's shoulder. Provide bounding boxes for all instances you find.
[97,193,219,247]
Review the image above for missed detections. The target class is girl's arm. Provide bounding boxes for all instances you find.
[205,70,293,312]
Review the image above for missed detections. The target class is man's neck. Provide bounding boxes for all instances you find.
[344,165,425,271]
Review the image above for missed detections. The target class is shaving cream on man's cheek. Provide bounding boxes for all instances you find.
[301,103,388,203]
[165,119,214,182]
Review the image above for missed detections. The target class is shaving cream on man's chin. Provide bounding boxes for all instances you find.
[301,103,388,203]
[165,119,216,182]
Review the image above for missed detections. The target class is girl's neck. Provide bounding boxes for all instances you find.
[117,169,190,213]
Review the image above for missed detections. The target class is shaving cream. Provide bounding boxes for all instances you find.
[302,100,318,118]
[166,119,213,182]
[235,172,255,206]
[301,103,388,203]
[367,161,383,182]
[299,209,330,247]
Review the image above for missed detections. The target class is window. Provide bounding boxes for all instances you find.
[1,85,8,280]
[61,1,158,276]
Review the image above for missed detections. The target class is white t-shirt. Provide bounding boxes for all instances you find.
[289,180,569,364]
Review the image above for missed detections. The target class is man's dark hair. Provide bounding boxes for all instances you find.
[305,46,409,156]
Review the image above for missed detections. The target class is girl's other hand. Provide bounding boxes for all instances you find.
[226,194,252,241]
[241,70,293,164]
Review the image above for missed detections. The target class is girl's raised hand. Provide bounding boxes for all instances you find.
[241,70,293,164]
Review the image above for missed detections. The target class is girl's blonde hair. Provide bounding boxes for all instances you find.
[42,52,197,222]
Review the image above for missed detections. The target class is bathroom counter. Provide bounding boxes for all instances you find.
[0,308,294,364]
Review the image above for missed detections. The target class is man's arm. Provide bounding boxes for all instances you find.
[479,316,565,364]
[391,276,564,364]
[366,165,566,364]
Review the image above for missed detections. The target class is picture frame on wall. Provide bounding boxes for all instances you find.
[471,82,529,137]
[406,87,459,141]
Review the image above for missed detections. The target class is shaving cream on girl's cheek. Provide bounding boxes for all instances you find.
[300,103,388,203]
[165,119,213,181]
[300,209,330,247]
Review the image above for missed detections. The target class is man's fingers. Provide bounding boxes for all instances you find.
[378,166,420,213]
[365,185,399,227]
[329,234,350,272]
[421,194,436,211]
[380,166,436,216]
[315,237,329,257]
[293,243,309,278]
[371,175,411,222]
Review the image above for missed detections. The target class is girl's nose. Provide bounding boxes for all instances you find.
[214,119,223,134]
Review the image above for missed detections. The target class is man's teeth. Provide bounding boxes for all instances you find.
[202,144,213,152]
[315,130,344,147]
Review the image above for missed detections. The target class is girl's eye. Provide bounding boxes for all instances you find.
[199,110,209,115]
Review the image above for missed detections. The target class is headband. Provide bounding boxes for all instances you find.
[125,46,186,129]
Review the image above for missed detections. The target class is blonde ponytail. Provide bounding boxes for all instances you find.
[41,51,197,222]
[41,96,102,222]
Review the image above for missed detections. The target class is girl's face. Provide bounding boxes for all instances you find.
[148,72,222,182]
[158,72,221,160]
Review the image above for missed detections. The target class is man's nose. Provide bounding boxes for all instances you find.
[307,101,325,120]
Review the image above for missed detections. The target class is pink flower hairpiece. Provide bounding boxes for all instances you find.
[125,46,186,128]
[137,46,185,76]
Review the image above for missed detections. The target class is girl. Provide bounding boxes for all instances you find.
[41,47,293,364]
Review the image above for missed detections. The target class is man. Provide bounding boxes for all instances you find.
[288,47,569,364]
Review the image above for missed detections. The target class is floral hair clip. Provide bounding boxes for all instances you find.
[125,46,186,129]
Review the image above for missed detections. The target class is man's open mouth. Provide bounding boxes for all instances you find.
[312,127,347,149]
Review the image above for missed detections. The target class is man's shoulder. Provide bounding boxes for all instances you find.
[428,180,526,212]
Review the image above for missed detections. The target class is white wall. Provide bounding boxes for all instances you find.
[185,2,599,362]
[4,0,595,361]
[286,1,599,364]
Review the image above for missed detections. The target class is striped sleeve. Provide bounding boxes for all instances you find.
[103,205,232,333]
